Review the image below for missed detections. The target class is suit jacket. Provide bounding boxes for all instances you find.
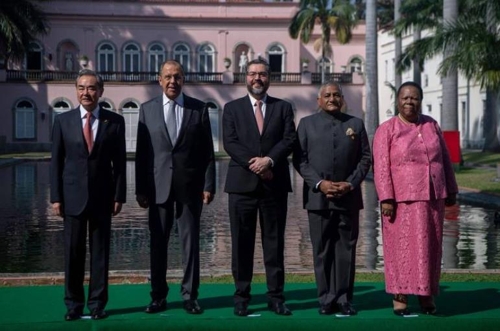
[135,93,215,204]
[50,107,127,216]
[293,111,371,211]
[373,114,458,202]
[222,95,296,193]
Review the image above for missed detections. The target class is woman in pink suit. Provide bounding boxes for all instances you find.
[373,81,458,316]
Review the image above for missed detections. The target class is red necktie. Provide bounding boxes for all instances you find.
[255,100,264,134]
[84,112,93,152]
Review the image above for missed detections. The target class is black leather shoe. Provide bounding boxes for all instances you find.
[234,302,249,317]
[318,304,335,315]
[145,299,167,314]
[90,309,108,320]
[64,309,81,321]
[421,306,437,315]
[338,302,357,316]
[183,300,203,314]
[394,307,412,316]
[267,302,292,316]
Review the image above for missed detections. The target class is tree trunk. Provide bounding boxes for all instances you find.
[394,0,402,92]
[365,0,379,144]
[441,0,458,131]
[412,29,421,86]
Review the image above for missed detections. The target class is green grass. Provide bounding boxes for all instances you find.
[462,151,500,165]
[455,167,500,195]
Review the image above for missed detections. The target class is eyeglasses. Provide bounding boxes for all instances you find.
[247,71,269,78]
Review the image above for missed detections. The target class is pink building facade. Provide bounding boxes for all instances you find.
[0,0,366,153]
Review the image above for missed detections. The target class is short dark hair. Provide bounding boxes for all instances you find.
[397,81,423,100]
[76,69,104,90]
[245,58,270,74]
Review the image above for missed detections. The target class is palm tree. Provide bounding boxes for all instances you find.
[396,0,500,151]
[365,0,379,143]
[289,0,358,83]
[441,0,458,132]
[0,0,50,64]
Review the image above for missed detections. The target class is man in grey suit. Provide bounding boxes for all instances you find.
[293,82,371,316]
[135,60,215,315]
[51,69,126,321]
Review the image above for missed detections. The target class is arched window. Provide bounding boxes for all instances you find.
[121,100,140,152]
[99,100,114,111]
[198,43,215,73]
[148,43,166,73]
[317,57,333,74]
[14,100,36,139]
[123,42,141,72]
[267,44,285,73]
[97,42,116,72]
[26,42,43,70]
[52,99,72,122]
[349,57,363,73]
[206,101,220,152]
[173,43,191,71]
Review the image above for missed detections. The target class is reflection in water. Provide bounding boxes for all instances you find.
[0,160,499,273]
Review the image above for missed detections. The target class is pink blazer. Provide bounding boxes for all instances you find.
[373,115,458,203]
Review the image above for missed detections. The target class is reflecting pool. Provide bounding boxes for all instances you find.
[0,160,499,273]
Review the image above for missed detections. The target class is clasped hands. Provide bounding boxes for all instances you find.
[319,180,352,199]
[249,156,273,181]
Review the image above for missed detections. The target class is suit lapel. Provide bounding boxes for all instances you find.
[176,94,193,146]
[92,108,109,155]
[243,96,261,137]
[70,108,89,154]
[262,95,275,136]
[155,97,171,144]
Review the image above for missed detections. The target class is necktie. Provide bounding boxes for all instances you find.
[84,112,93,152]
[166,100,177,145]
[255,100,264,134]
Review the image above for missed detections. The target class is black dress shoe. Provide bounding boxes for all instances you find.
[394,307,412,316]
[183,300,203,314]
[64,309,81,321]
[318,304,335,315]
[145,299,167,314]
[267,302,292,316]
[90,309,108,320]
[421,306,437,315]
[338,302,357,316]
[234,302,249,317]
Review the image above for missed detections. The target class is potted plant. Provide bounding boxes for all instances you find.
[224,57,232,69]
[79,55,89,67]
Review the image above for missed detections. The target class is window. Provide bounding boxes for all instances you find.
[148,43,166,73]
[317,57,333,74]
[52,99,72,122]
[349,57,363,73]
[99,100,113,111]
[198,43,215,73]
[121,100,140,152]
[97,42,116,72]
[15,100,36,139]
[427,105,432,113]
[26,42,43,70]
[173,43,191,71]
[206,101,220,152]
[268,44,285,73]
[123,42,141,72]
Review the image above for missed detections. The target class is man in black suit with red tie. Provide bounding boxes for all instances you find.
[222,58,296,317]
[135,60,215,315]
[50,69,126,321]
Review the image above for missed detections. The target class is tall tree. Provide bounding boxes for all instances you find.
[394,0,402,90]
[441,0,458,132]
[396,0,500,151]
[365,0,379,143]
[0,0,49,64]
[289,0,358,83]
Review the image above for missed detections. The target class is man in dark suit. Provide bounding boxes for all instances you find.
[293,82,371,316]
[135,60,215,315]
[50,69,126,321]
[223,58,296,317]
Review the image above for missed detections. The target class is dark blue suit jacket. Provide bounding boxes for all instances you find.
[222,95,296,194]
[50,107,126,216]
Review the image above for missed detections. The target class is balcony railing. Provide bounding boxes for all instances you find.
[6,70,223,84]
[6,70,353,85]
